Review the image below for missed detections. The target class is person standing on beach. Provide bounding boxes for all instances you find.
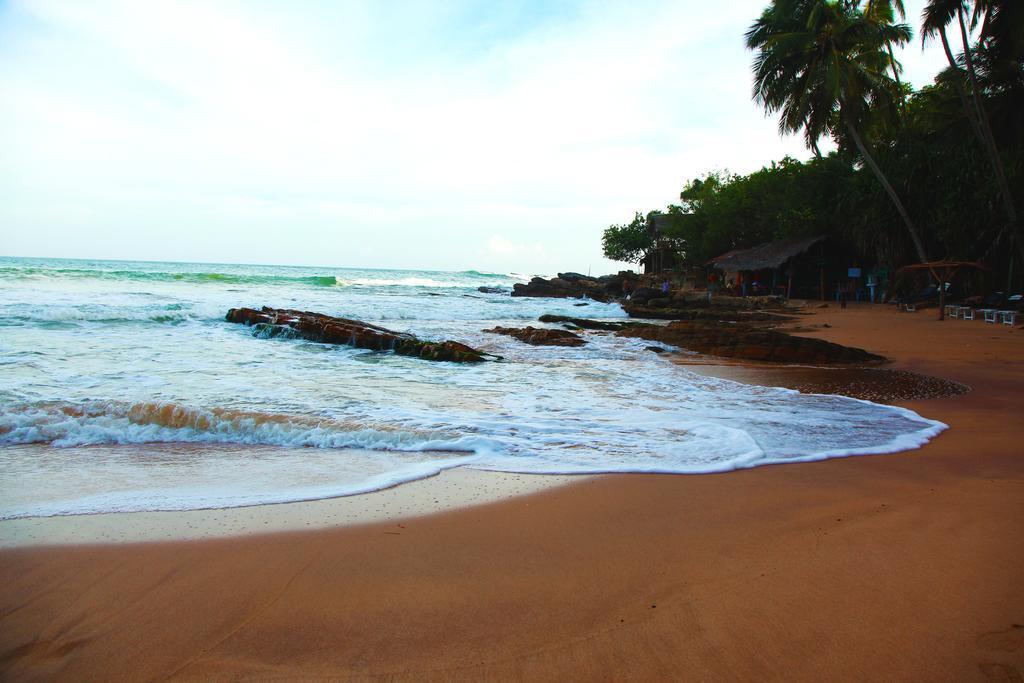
[707,271,719,302]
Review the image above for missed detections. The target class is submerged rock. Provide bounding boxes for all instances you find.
[537,314,635,331]
[477,286,508,294]
[617,320,885,365]
[226,307,497,363]
[484,326,587,347]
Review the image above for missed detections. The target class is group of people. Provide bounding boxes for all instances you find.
[706,271,768,298]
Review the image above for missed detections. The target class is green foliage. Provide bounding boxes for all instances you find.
[601,212,651,264]
[664,157,855,264]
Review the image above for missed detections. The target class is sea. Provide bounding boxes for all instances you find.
[0,256,945,519]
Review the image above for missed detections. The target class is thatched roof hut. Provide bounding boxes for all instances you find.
[710,235,825,272]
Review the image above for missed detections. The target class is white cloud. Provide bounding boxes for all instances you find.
[487,235,547,258]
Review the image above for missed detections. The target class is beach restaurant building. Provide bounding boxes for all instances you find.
[709,235,829,299]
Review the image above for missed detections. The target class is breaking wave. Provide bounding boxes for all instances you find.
[0,266,344,287]
[0,400,478,452]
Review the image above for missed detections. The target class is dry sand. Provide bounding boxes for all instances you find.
[1,303,1022,681]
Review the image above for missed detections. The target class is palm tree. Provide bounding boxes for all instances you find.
[922,0,1024,265]
[853,0,910,113]
[746,0,929,263]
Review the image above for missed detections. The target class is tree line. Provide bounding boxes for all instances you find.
[603,0,1022,284]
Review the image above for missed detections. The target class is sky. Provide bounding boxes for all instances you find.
[0,0,952,275]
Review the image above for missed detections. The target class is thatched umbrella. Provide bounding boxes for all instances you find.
[897,260,990,320]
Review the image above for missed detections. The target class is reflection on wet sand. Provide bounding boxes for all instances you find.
[679,360,969,404]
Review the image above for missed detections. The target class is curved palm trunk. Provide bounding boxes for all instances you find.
[844,120,929,264]
[955,9,1024,267]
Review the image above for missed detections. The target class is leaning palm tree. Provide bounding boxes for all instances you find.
[922,0,1024,265]
[746,0,930,263]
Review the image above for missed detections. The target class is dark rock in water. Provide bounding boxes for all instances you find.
[573,302,589,307]
[227,307,497,363]
[511,271,641,301]
[537,314,633,331]
[645,346,667,354]
[617,320,885,365]
[484,326,587,347]
[477,286,508,294]
[626,286,663,305]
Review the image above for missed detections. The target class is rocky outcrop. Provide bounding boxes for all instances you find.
[484,326,587,347]
[555,272,590,282]
[477,286,508,294]
[227,307,497,363]
[617,320,885,365]
[510,271,642,301]
[512,276,610,302]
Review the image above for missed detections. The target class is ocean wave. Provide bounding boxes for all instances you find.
[0,400,478,452]
[0,266,346,288]
[0,383,948,519]
[458,270,516,280]
[0,304,211,326]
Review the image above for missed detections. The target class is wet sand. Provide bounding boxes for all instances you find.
[2,303,1023,680]
[0,469,582,548]
[682,361,970,403]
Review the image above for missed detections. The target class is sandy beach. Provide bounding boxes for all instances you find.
[2,303,1022,681]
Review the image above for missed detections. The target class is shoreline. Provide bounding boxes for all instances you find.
[0,320,956,548]
[2,302,1022,679]
[0,469,584,548]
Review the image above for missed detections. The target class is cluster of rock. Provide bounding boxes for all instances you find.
[616,320,884,365]
[622,291,790,319]
[229,272,887,367]
[621,304,792,323]
[511,272,637,302]
[226,307,497,363]
[484,326,587,347]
